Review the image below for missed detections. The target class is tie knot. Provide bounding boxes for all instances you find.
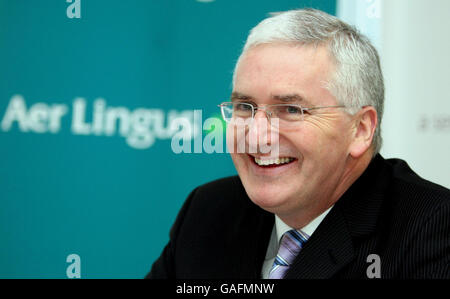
[278,230,309,265]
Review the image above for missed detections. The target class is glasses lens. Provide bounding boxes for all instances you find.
[272,105,304,123]
[220,103,304,127]
[221,103,253,123]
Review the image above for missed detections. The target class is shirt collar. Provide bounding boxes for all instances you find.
[275,205,334,245]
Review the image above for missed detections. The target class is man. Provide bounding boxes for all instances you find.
[147,9,450,279]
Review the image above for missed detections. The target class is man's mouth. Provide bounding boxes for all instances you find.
[250,155,297,168]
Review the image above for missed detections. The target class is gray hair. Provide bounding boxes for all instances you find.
[233,9,384,155]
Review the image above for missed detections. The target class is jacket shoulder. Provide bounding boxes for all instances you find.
[195,176,243,196]
[380,158,450,278]
[385,158,450,209]
[185,175,254,213]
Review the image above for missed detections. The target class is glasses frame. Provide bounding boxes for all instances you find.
[218,102,347,125]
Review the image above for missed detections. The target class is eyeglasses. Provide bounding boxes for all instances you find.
[218,102,346,128]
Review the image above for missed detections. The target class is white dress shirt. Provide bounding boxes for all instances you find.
[261,206,333,279]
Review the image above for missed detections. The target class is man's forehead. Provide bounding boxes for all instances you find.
[232,43,335,106]
[234,44,333,82]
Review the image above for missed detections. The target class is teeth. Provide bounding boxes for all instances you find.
[254,157,295,166]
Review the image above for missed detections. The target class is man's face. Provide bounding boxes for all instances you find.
[230,43,356,221]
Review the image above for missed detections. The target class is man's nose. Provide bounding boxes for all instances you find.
[247,110,272,153]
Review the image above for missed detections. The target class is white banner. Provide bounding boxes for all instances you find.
[338,0,450,188]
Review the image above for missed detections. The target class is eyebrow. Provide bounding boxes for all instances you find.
[272,93,305,103]
[230,92,252,101]
[231,91,308,104]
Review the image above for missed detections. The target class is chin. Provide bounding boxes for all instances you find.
[243,182,289,212]
[232,152,302,212]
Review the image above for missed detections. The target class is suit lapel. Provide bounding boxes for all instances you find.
[285,206,355,279]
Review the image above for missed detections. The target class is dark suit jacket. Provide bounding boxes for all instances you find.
[147,155,450,279]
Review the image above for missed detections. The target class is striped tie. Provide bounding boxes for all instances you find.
[268,229,309,279]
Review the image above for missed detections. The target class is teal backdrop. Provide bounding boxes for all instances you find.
[0,0,336,278]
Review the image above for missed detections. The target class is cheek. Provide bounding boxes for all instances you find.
[283,128,318,157]
[285,125,347,170]
[226,124,247,154]
[301,119,349,147]
[230,152,248,177]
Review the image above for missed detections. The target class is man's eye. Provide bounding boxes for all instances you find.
[235,103,252,111]
[285,106,302,114]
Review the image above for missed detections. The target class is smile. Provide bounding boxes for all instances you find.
[251,155,297,168]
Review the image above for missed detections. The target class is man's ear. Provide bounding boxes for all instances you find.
[349,106,378,158]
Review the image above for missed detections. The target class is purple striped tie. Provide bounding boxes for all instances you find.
[269,229,309,279]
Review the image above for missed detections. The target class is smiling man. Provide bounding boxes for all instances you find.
[229,43,369,231]
[147,9,450,279]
